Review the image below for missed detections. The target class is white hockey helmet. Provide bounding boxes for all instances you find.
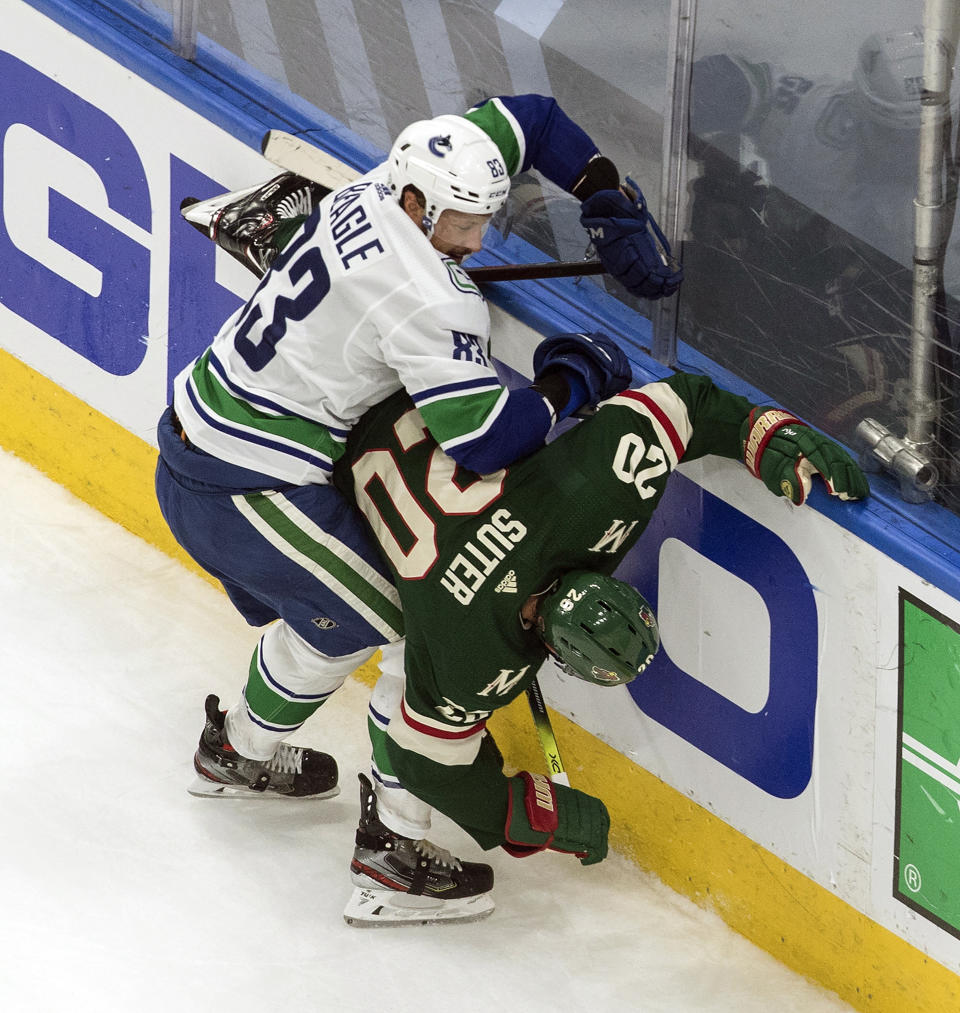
[388,114,510,225]
[854,27,956,129]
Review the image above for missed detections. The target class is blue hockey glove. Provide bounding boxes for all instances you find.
[503,771,609,866]
[741,408,870,506]
[580,182,683,300]
[533,331,632,420]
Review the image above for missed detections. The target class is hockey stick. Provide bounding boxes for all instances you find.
[465,260,605,283]
[261,129,608,285]
[261,129,360,191]
[526,677,570,786]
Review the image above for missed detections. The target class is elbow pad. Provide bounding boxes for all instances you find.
[447,387,553,473]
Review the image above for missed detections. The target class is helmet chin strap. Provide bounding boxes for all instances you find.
[420,215,435,237]
[520,583,556,631]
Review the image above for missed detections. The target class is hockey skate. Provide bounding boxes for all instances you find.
[180,172,329,277]
[189,694,339,799]
[343,774,495,927]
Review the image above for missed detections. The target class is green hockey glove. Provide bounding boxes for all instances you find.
[503,771,609,866]
[741,408,870,506]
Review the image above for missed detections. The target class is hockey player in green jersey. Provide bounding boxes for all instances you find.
[336,356,869,922]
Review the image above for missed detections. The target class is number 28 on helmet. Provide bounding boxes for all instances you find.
[538,571,660,687]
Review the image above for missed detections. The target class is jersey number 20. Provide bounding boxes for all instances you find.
[352,408,505,579]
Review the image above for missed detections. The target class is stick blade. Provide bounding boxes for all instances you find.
[260,129,360,191]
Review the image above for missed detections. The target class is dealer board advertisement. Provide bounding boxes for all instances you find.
[895,591,960,938]
[869,575,960,972]
[0,3,263,447]
[5,0,960,979]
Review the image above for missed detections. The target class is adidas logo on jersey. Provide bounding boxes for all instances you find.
[495,570,518,594]
[440,510,527,605]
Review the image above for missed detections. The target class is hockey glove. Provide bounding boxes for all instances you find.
[741,408,870,506]
[533,331,632,420]
[503,771,609,866]
[580,183,683,300]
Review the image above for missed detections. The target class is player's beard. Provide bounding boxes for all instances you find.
[431,238,475,263]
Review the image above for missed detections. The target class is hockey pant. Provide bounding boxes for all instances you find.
[155,405,402,752]
[156,408,433,833]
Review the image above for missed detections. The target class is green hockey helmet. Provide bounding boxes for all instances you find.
[537,571,659,687]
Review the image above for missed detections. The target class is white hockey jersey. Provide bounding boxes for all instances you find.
[173,93,609,485]
[174,165,503,485]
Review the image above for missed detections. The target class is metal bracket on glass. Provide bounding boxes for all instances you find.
[855,418,939,505]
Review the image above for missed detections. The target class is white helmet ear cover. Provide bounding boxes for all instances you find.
[388,114,510,222]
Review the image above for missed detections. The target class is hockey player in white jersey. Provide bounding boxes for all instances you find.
[157,94,678,925]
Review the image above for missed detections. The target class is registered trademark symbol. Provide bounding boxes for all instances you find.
[904,864,922,893]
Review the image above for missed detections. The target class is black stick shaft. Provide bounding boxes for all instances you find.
[465,260,606,283]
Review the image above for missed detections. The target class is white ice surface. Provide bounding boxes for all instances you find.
[0,448,852,1013]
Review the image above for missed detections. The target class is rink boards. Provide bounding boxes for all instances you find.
[4,3,960,1010]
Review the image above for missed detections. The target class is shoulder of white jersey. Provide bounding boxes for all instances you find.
[754,74,860,151]
[599,383,694,469]
[320,171,481,298]
[321,167,401,228]
[314,173,421,281]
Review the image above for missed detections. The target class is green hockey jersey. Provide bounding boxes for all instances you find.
[338,371,755,849]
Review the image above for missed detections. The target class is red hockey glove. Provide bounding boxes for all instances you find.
[503,771,609,866]
[741,408,870,505]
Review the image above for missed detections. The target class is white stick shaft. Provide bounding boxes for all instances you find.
[261,129,360,190]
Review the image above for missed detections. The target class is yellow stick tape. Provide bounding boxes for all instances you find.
[5,346,957,1012]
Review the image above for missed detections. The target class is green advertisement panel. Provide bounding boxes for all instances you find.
[896,590,960,937]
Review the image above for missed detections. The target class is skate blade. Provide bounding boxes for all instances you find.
[187,775,340,800]
[342,886,495,928]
